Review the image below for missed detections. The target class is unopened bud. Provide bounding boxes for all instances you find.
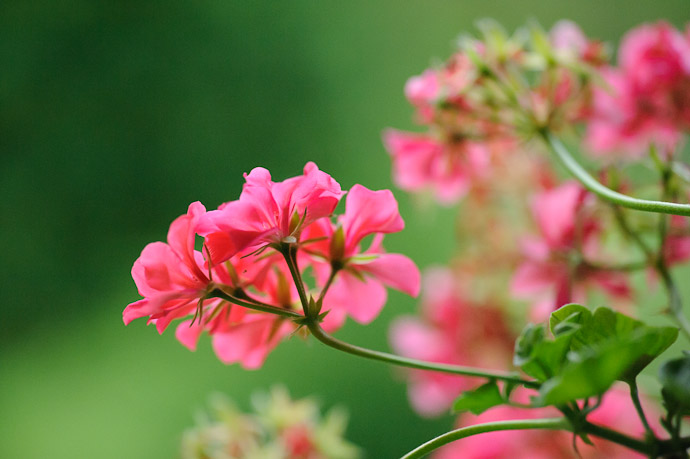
[330,225,346,261]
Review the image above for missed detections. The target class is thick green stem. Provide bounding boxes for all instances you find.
[627,379,656,442]
[280,243,310,315]
[541,133,690,216]
[401,416,671,459]
[400,418,570,459]
[656,161,690,340]
[210,289,303,320]
[306,321,538,387]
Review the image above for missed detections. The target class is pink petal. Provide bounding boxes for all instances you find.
[324,271,387,324]
[342,184,404,249]
[359,253,420,297]
[175,319,205,351]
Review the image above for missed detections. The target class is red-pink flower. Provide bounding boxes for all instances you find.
[390,268,514,417]
[586,22,690,157]
[175,255,298,369]
[511,182,631,320]
[304,184,420,327]
[383,129,490,204]
[197,162,344,264]
[123,202,211,333]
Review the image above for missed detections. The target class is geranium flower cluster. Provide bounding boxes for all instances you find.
[384,20,607,203]
[385,20,690,458]
[587,22,690,157]
[124,162,420,368]
[181,387,360,459]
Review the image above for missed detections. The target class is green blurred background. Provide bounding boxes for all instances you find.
[2,1,689,457]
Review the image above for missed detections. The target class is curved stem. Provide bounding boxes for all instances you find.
[401,418,570,459]
[541,133,690,216]
[306,321,538,387]
[627,379,656,441]
[210,289,303,320]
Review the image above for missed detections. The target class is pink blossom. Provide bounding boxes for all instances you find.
[197,162,344,265]
[586,22,690,157]
[383,129,490,204]
[390,268,514,417]
[405,70,441,124]
[175,257,298,369]
[304,185,420,326]
[123,202,211,333]
[511,182,631,320]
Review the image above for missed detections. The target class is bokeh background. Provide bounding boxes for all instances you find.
[2,1,689,457]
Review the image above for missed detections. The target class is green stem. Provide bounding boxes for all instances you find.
[581,422,656,456]
[306,321,538,387]
[656,161,690,340]
[280,243,310,315]
[541,133,690,217]
[627,379,656,442]
[400,418,570,459]
[401,416,669,459]
[581,259,649,272]
[317,265,340,303]
[210,288,303,320]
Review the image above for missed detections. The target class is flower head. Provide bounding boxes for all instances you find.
[197,162,344,265]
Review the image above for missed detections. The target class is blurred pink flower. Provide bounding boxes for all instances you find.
[434,385,660,458]
[663,215,690,266]
[390,268,514,417]
[511,182,630,320]
[586,22,690,157]
[383,129,490,204]
[197,162,344,264]
[405,69,441,124]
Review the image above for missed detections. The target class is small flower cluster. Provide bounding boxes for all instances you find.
[124,162,420,367]
[587,22,690,157]
[384,20,606,203]
[181,387,360,459]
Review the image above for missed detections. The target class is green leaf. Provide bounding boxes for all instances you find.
[548,304,678,380]
[514,305,679,406]
[452,381,504,415]
[514,323,576,382]
[659,355,690,414]
[537,339,638,406]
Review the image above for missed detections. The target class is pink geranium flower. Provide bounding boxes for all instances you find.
[303,184,421,327]
[123,202,212,333]
[511,182,631,320]
[390,268,514,417]
[586,22,690,157]
[383,129,490,204]
[197,162,344,264]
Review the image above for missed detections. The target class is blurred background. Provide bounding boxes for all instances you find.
[2,1,689,457]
